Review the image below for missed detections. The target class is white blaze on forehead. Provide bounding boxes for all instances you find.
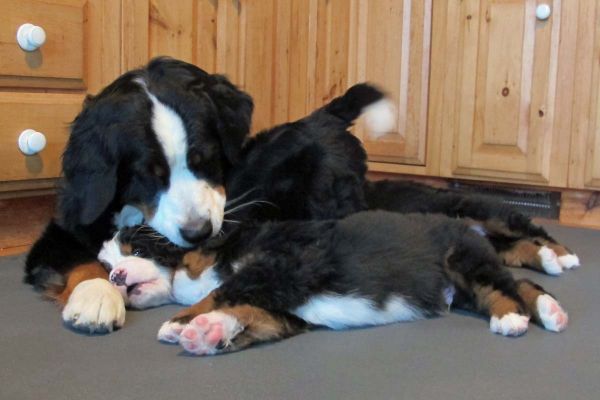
[134,78,226,247]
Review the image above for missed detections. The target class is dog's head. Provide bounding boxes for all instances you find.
[59,57,253,247]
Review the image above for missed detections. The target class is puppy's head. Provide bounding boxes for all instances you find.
[59,57,253,247]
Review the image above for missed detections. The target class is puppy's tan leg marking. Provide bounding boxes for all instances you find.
[53,262,109,306]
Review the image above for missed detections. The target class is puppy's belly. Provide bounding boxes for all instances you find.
[172,266,222,306]
[292,294,424,330]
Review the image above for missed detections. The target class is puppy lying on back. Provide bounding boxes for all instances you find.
[98,225,215,309]
[99,211,569,356]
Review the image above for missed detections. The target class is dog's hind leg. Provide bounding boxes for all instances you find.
[445,232,531,336]
[516,279,568,332]
[158,291,305,355]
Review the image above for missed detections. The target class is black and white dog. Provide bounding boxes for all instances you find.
[100,212,569,356]
[24,58,393,333]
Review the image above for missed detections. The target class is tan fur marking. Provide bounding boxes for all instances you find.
[517,281,546,321]
[52,262,109,306]
[182,251,216,279]
[546,243,569,257]
[474,285,520,318]
[219,305,303,351]
[500,240,544,271]
[119,243,132,256]
[171,292,217,324]
[213,185,226,197]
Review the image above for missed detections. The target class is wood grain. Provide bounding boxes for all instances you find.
[0,92,84,182]
[0,195,55,256]
[568,1,600,189]
[439,0,571,186]
[0,0,85,88]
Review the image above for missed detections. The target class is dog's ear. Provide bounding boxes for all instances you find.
[206,75,253,165]
[59,105,119,227]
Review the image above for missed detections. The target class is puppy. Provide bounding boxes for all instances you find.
[100,211,569,356]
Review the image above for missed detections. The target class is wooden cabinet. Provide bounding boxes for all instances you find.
[2,0,600,196]
[438,0,572,187]
[0,0,120,195]
[348,0,434,174]
[568,0,600,190]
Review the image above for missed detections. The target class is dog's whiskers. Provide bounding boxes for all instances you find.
[225,188,257,207]
[224,199,278,215]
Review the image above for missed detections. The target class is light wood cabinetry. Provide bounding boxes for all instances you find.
[2,1,600,205]
[438,0,571,186]
[568,0,600,190]
[0,0,120,195]
[349,0,434,174]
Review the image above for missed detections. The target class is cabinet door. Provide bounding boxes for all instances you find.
[349,0,432,167]
[568,1,600,189]
[439,0,571,186]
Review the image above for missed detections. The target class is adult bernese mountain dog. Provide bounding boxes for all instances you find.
[24,57,394,333]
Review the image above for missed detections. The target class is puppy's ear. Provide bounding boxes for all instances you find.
[207,75,253,165]
[59,106,119,228]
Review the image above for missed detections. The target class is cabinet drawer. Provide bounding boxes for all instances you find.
[0,0,85,89]
[0,93,83,182]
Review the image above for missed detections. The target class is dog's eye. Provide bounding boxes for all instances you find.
[132,248,144,257]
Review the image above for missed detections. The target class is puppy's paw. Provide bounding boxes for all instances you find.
[157,320,187,344]
[62,278,126,334]
[128,280,172,309]
[537,294,568,332]
[179,311,243,355]
[558,254,580,270]
[490,313,529,337]
[538,246,563,275]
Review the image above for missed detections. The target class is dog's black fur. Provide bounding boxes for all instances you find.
[223,83,383,224]
[365,180,576,273]
[25,57,253,292]
[125,211,564,355]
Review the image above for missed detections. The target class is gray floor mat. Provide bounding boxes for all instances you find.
[1,223,599,400]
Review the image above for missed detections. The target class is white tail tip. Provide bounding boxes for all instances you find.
[363,99,396,139]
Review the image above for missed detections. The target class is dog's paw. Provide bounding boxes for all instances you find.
[538,246,563,275]
[128,280,172,309]
[490,313,529,337]
[537,294,568,332]
[62,278,126,334]
[558,254,580,270]
[179,311,244,355]
[157,320,187,344]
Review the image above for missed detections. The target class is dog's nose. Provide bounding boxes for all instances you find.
[180,220,213,244]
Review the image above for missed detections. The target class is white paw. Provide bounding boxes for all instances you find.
[490,313,529,337]
[179,311,243,355]
[62,278,126,333]
[558,254,580,270]
[157,320,187,343]
[128,279,172,309]
[538,246,562,275]
[537,294,568,332]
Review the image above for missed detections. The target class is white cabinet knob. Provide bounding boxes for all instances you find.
[18,129,47,155]
[536,4,552,21]
[16,23,46,51]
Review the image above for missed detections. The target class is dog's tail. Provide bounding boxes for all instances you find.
[322,83,396,138]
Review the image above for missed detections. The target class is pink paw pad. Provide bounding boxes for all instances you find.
[178,311,241,356]
[537,294,568,332]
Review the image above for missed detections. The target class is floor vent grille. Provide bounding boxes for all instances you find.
[449,182,561,219]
